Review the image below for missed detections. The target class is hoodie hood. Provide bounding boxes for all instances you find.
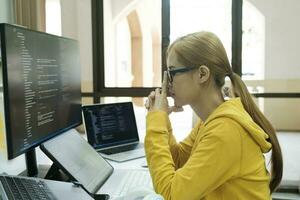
[204,98,272,153]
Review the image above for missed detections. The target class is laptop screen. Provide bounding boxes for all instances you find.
[82,102,139,149]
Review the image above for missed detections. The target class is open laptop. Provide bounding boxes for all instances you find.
[82,102,145,162]
[0,174,94,200]
[40,129,153,199]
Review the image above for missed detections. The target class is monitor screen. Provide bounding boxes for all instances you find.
[0,24,82,159]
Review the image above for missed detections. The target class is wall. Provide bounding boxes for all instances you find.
[244,80,300,131]
[245,0,300,131]
[0,0,14,23]
[247,0,300,80]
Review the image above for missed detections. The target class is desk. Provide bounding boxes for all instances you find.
[108,157,147,170]
[272,192,300,200]
[0,148,53,176]
[0,126,147,174]
[1,129,300,200]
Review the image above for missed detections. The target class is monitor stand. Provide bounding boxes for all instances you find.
[18,149,70,181]
[44,162,73,182]
[25,149,38,177]
[19,149,40,177]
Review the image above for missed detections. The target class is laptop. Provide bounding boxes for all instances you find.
[0,174,94,200]
[40,129,153,199]
[82,102,145,162]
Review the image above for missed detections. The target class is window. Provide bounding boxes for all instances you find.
[103,0,162,88]
[92,0,300,131]
[45,0,61,36]
[242,0,265,80]
[170,0,232,61]
[169,0,232,130]
[92,0,238,101]
[92,0,237,130]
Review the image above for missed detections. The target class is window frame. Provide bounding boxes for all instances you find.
[89,0,169,103]
[86,0,300,104]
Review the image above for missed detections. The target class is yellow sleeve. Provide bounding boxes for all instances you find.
[146,111,200,169]
[145,111,241,200]
[168,120,202,169]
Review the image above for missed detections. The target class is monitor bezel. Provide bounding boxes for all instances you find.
[0,23,82,159]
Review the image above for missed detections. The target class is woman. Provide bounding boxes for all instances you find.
[144,31,282,200]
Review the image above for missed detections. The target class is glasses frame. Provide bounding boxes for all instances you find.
[167,66,199,83]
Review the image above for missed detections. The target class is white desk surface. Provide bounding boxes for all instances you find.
[0,128,148,176]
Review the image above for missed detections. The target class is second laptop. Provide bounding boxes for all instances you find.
[82,102,145,162]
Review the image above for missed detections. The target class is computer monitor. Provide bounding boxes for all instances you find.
[0,23,82,176]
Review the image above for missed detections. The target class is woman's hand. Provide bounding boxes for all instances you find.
[145,71,184,114]
[145,71,169,113]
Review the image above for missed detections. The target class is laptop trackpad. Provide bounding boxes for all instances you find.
[97,169,152,198]
[98,169,128,195]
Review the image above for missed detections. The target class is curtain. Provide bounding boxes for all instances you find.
[13,0,46,31]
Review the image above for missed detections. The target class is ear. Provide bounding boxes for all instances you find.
[197,65,210,84]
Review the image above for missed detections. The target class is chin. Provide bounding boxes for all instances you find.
[174,99,184,107]
[172,95,186,107]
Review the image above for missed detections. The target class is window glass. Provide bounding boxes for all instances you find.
[45,0,61,36]
[103,0,162,88]
[169,0,232,140]
[170,0,232,61]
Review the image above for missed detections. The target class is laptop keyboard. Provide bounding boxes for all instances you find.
[99,143,143,155]
[0,175,56,200]
[114,170,153,197]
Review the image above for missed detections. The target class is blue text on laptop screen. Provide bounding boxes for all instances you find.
[83,102,139,148]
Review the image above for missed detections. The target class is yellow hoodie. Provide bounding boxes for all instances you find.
[145,98,272,200]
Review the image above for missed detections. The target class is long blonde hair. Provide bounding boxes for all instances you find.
[167,31,282,192]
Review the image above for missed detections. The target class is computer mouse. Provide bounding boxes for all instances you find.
[122,187,154,200]
[143,193,164,200]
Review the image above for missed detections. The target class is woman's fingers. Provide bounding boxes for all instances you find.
[145,98,151,109]
[145,90,158,110]
[149,91,155,99]
[154,88,160,102]
[145,73,169,112]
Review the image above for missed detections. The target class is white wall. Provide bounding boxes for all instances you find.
[247,0,300,79]
[245,0,300,131]
[0,0,14,23]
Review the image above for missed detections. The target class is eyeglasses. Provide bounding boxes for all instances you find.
[167,66,199,83]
